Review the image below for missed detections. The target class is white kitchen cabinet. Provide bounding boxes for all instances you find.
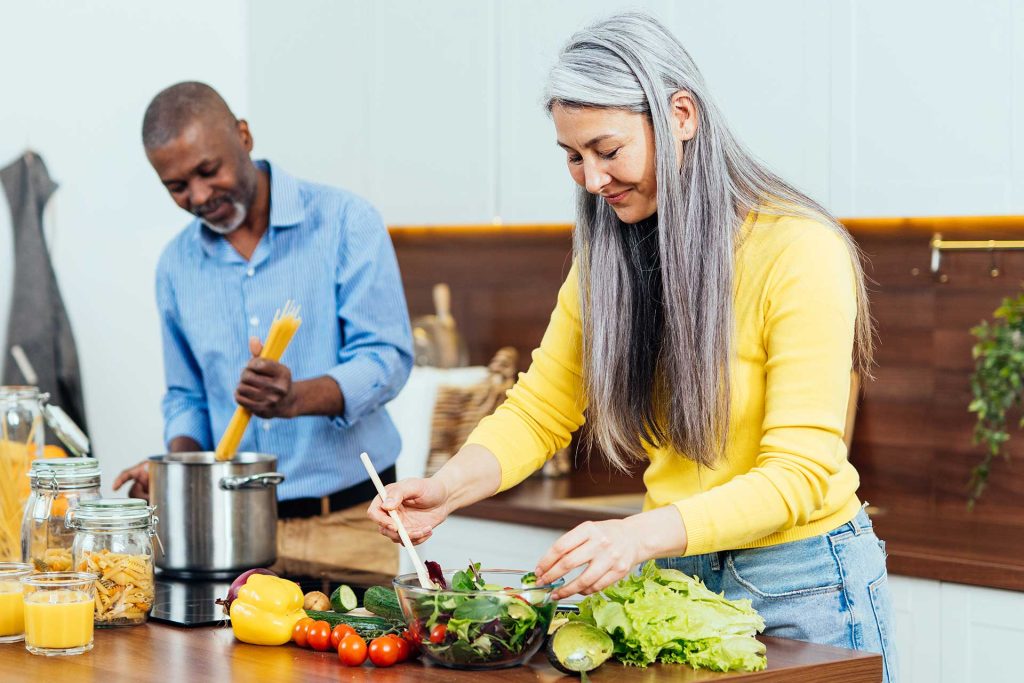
[886,576,1024,683]
[937,582,1024,683]
[889,575,942,683]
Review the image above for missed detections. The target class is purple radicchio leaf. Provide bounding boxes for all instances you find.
[426,560,447,589]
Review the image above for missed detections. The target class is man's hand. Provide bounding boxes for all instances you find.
[235,337,299,418]
[113,461,151,500]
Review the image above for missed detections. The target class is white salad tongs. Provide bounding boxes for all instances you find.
[359,452,435,589]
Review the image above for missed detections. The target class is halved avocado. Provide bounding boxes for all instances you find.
[546,621,614,675]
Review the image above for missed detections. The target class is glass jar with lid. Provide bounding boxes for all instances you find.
[1,386,91,563]
[67,499,158,627]
[21,457,101,572]
[0,387,45,562]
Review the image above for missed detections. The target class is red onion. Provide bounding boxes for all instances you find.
[215,568,278,610]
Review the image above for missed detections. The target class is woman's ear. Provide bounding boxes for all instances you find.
[669,91,698,142]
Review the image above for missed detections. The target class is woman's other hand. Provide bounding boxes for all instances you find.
[367,477,451,545]
[535,519,642,600]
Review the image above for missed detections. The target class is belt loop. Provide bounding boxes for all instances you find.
[320,496,330,517]
[852,502,869,535]
[710,552,721,572]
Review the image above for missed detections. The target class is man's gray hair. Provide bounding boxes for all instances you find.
[142,81,237,149]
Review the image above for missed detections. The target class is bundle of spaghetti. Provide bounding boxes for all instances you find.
[215,300,302,461]
[0,417,40,561]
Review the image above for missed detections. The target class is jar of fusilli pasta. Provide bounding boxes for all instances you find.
[67,499,157,627]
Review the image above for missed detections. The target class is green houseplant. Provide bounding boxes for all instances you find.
[967,292,1024,507]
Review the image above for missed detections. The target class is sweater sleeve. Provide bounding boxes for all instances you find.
[673,227,858,556]
[464,264,587,491]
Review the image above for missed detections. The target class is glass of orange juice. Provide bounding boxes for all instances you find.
[21,571,96,655]
[0,563,32,642]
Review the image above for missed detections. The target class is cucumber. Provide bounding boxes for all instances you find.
[363,585,404,621]
[303,610,403,638]
[330,584,357,613]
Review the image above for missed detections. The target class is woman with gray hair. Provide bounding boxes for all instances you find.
[371,12,895,679]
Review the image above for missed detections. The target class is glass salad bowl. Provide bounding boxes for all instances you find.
[393,566,563,670]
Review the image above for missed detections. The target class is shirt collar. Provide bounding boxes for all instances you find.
[264,160,305,229]
[194,159,305,258]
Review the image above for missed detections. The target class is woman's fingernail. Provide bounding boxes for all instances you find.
[383,497,393,507]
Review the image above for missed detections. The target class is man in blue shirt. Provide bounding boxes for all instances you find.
[114,81,413,575]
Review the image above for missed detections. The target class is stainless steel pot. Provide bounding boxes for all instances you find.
[149,452,284,576]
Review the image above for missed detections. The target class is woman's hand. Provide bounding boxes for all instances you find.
[536,519,643,600]
[367,477,452,545]
[536,506,689,600]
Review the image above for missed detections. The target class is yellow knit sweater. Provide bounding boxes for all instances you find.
[465,211,862,557]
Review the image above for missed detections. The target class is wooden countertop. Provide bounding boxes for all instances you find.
[455,471,1024,592]
[0,622,881,682]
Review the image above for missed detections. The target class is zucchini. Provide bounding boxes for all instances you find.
[363,585,404,622]
[303,610,404,638]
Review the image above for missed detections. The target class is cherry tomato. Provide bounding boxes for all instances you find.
[338,633,368,666]
[330,624,357,650]
[292,617,314,648]
[393,633,411,662]
[368,636,400,667]
[429,623,447,644]
[307,620,332,652]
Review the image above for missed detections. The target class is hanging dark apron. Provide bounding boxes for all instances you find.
[1,151,89,441]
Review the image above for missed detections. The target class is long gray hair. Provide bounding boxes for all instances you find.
[544,12,873,471]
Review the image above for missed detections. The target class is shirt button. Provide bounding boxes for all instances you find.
[262,422,271,431]
[247,268,255,277]
[249,316,259,327]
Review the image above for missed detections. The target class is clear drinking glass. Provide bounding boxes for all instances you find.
[0,562,32,642]
[21,571,96,655]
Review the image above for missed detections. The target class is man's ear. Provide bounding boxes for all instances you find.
[237,119,254,152]
[669,90,698,142]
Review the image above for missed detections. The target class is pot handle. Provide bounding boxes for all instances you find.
[219,472,286,491]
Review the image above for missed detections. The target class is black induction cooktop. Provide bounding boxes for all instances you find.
[149,573,371,627]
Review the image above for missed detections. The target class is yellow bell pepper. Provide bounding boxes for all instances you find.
[229,573,306,645]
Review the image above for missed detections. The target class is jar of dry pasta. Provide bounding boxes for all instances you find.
[0,386,45,562]
[68,499,157,627]
[22,458,101,573]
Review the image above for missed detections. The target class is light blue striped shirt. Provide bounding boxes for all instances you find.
[155,160,413,500]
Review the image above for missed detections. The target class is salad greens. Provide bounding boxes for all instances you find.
[571,560,767,672]
[411,562,556,667]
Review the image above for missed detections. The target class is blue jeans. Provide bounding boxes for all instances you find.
[657,508,897,682]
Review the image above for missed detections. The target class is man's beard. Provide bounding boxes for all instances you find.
[196,198,247,235]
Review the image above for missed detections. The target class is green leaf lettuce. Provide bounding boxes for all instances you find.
[572,561,766,671]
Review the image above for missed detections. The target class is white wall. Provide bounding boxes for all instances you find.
[247,0,1024,222]
[0,0,249,493]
